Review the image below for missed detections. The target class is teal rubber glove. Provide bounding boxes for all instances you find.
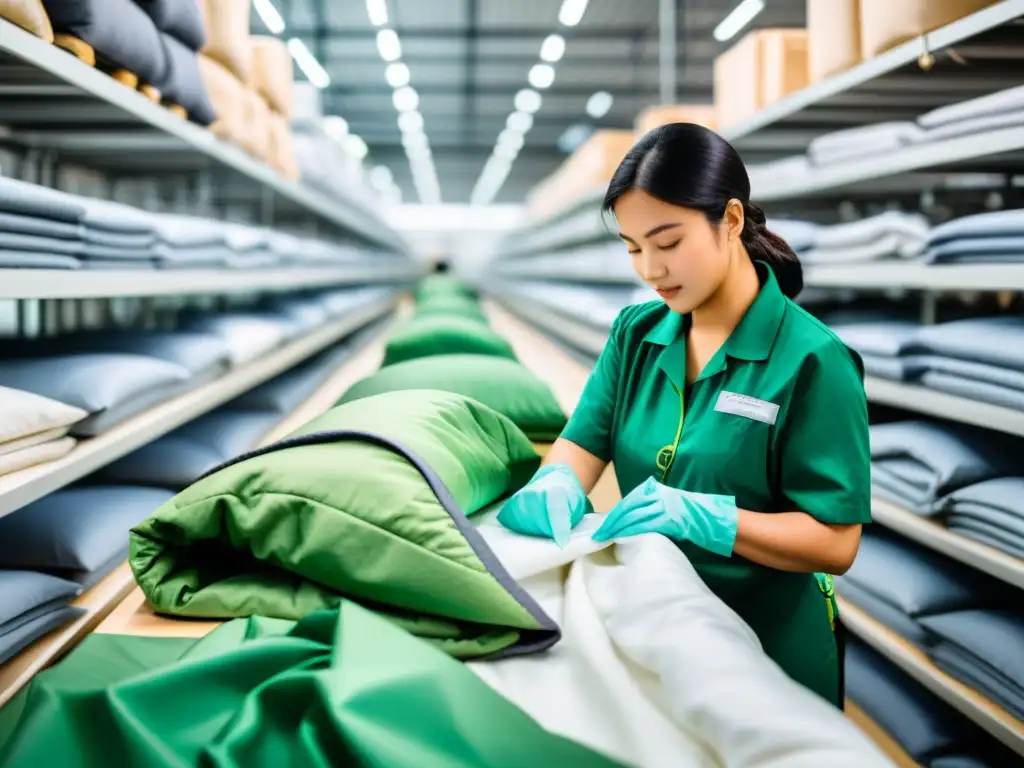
[592,477,739,556]
[497,464,592,547]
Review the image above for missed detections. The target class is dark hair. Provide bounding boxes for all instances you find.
[603,122,802,299]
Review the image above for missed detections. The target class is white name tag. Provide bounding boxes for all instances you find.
[714,391,779,425]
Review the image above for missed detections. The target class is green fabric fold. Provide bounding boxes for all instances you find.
[130,390,551,659]
[382,316,517,367]
[0,602,625,768]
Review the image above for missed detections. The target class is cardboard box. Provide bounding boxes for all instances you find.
[241,90,271,160]
[715,29,809,131]
[198,0,252,83]
[808,0,861,82]
[635,104,717,135]
[268,112,299,181]
[250,36,294,119]
[526,130,636,220]
[860,0,999,58]
[0,0,53,42]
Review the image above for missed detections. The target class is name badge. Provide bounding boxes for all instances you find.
[714,391,779,426]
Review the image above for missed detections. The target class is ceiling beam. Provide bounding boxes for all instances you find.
[288,25,716,41]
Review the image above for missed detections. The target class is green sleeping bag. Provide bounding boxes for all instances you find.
[413,295,488,323]
[415,275,476,301]
[340,355,566,441]
[0,602,623,767]
[129,390,553,660]
[382,315,517,367]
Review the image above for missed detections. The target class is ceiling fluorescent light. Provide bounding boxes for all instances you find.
[366,0,388,26]
[558,0,589,27]
[585,90,614,118]
[397,110,424,133]
[540,34,566,63]
[287,38,330,88]
[498,130,526,153]
[376,29,402,61]
[343,134,368,160]
[392,86,419,112]
[506,111,533,133]
[514,88,542,114]
[713,0,765,42]
[322,116,349,141]
[528,64,555,90]
[253,0,285,34]
[386,62,410,88]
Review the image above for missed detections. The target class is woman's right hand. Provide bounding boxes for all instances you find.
[497,463,593,548]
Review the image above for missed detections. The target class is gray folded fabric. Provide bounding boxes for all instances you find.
[0,251,81,269]
[921,371,1024,412]
[79,259,156,270]
[860,354,924,382]
[229,345,352,414]
[920,610,1024,719]
[0,177,85,222]
[927,209,1024,248]
[948,518,1024,559]
[99,411,281,490]
[918,355,1024,392]
[870,421,1024,515]
[920,108,1024,144]
[766,219,818,252]
[831,321,923,358]
[0,571,82,639]
[0,605,87,665]
[845,638,979,763]
[0,354,192,437]
[919,85,1024,129]
[924,235,1024,264]
[802,234,912,265]
[808,122,925,166]
[939,477,1024,519]
[0,212,79,239]
[837,578,933,646]
[44,0,170,83]
[135,0,206,50]
[155,32,216,126]
[910,317,1024,372]
[816,211,931,250]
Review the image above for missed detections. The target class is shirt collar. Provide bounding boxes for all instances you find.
[641,262,787,363]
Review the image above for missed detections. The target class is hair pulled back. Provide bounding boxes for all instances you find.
[603,122,802,299]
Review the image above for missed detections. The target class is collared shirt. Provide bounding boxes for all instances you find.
[560,263,871,702]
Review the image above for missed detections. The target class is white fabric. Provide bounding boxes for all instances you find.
[808,123,924,167]
[0,386,88,447]
[0,437,76,477]
[918,84,1024,129]
[0,426,69,457]
[182,317,289,366]
[815,211,930,251]
[471,513,894,768]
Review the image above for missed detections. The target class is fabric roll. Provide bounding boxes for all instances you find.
[919,610,1024,719]
[870,421,1024,515]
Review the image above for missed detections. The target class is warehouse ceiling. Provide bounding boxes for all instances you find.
[263,0,807,204]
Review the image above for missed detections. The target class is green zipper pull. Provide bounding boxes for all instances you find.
[655,383,686,483]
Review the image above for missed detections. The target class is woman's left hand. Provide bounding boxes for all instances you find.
[592,477,739,556]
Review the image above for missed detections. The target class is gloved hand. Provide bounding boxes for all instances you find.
[497,464,592,548]
[592,477,738,556]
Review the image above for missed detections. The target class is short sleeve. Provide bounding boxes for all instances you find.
[559,312,626,462]
[777,342,872,524]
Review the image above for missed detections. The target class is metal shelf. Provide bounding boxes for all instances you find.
[839,599,1024,755]
[495,293,608,357]
[804,261,1024,292]
[723,1,1024,152]
[0,264,417,299]
[865,377,1024,437]
[872,498,1024,590]
[0,295,396,520]
[0,310,402,709]
[0,19,405,252]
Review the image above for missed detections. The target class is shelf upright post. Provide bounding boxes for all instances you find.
[659,0,677,105]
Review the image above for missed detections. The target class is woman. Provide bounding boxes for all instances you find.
[498,123,870,707]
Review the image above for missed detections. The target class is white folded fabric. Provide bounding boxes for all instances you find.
[808,123,925,166]
[0,437,76,478]
[0,386,88,448]
[918,84,1024,129]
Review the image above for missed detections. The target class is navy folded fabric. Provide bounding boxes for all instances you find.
[135,0,205,50]
[155,32,216,125]
[837,579,933,646]
[845,638,980,763]
[42,0,169,83]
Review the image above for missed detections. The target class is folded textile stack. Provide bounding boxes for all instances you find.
[0,386,86,478]
[0,571,83,666]
[807,122,925,166]
[501,282,634,330]
[919,609,1024,720]
[923,209,1024,265]
[766,218,818,255]
[918,84,1024,145]
[869,420,1024,516]
[803,211,929,264]
[846,638,1010,767]
[938,477,1024,559]
[910,316,1024,409]
[838,527,1005,648]
[830,320,924,380]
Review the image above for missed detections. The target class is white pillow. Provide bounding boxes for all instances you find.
[0,437,76,478]
[0,386,88,447]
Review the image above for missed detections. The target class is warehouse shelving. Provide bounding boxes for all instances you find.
[0,294,397,521]
[0,19,404,253]
[0,264,417,299]
[838,599,1024,755]
[0,308,402,708]
[872,498,1024,591]
[804,261,1024,292]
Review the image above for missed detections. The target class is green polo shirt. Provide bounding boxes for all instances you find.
[561,263,871,705]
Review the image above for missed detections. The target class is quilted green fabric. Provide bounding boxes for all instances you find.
[340,355,566,441]
[382,316,517,367]
[130,390,551,659]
